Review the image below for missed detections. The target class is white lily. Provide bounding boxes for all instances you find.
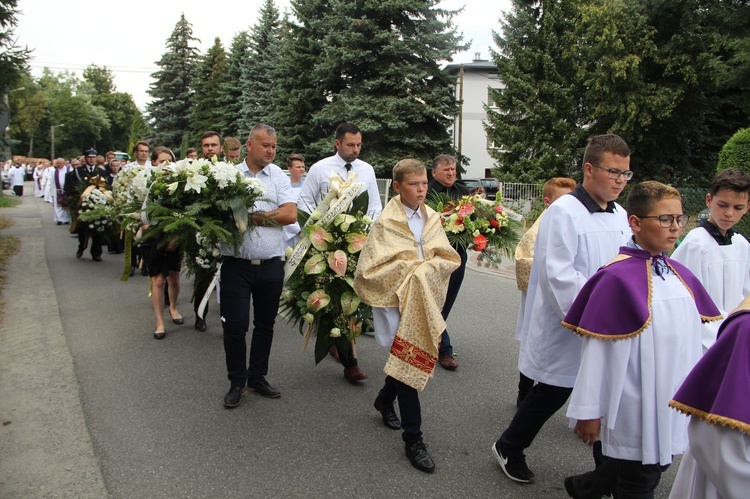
[166,182,180,195]
[185,173,208,193]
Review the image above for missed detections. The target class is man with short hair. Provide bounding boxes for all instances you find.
[65,148,107,261]
[223,137,242,164]
[492,134,633,484]
[127,142,151,167]
[284,153,306,248]
[193,131,224,331]
[297,122,383,382]
[221,124,297,409]
[426,154,471,370]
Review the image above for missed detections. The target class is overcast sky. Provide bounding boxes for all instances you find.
[16,0,512,110]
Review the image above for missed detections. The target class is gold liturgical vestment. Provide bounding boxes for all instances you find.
[354,196,460,390]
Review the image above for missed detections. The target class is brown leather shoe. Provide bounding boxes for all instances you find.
[439,354,458,370]
[329,346,341,363]
[344,366,368,382]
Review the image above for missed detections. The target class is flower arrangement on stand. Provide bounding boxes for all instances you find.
[426,192,522,267]
[281,172,373,364]
[140,157,266,280]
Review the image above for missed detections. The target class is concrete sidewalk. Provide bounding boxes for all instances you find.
[0,189,108,498]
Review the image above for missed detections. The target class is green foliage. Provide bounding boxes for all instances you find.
[271,0,465,174]
[0,0,30,94]
[189,37,229,145]
[487,0,750,185]
[146,14,200,150]
[485,0,584,183]
[237,0,281,138]
[718,127,750,173]
[217,31,251,138]
[83,66,142,153]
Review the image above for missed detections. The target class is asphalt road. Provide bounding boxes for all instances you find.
[5,193,680,498]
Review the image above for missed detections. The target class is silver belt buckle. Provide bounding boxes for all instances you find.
[250,259,262,265]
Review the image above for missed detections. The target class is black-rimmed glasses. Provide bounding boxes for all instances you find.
[639,214,690,228]
[592,164,634,181]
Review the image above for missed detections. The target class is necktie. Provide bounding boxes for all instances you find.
[345,163,352,171]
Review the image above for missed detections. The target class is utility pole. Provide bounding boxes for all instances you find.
[50,124,65,161]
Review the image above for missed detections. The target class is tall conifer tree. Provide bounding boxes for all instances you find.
[272,0,465,172]
[485,0,583,183]
[147,14,200,150]
[237,0,281,138]
[190,37,229,145]
[218,31,251,138]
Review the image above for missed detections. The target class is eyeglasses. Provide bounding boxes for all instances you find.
[592,164,634,181]
[639,214,690,228]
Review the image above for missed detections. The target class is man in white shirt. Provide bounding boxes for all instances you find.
[9,162,26,196]
[296,122,383,382]
[125,142,152,168]
[221,124,297,409]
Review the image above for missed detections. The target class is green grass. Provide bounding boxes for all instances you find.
[0,216,20,323]
[0,195,22,208]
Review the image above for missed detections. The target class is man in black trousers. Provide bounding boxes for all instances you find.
[426,154,470,370]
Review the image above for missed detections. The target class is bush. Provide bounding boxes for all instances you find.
[718,127,750,173]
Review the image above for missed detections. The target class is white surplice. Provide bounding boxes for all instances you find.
[671,227,750,350]
[669,418,750,499]
[518,195,630,387]
[51,167,71,223]
[42,167,54,203]
[567,274,704,466]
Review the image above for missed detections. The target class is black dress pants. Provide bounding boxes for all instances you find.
[498,381,572,455]
[379,375,422,444]
[220,257,283,387]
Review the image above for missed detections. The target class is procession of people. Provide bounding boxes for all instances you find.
[15,125,750,498]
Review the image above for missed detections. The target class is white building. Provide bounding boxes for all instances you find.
[445,57,503,179]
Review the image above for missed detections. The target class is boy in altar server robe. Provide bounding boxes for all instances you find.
[353,159,460,473]
[562,181,721,499]
[671,168,750,351]
[668,294,750,499]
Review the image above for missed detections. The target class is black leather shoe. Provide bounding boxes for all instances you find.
[223,386,243,408]
[170,313,184,325]
[405,441,435,473]
[246,378,281,398]
[153,331,166,340]
[374,396,401,430]
[76,249,83,259]
[92,256,102,262]
[195,318,207,331]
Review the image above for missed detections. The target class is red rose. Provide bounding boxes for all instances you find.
[490,219,499,228]
[473,234,488,251]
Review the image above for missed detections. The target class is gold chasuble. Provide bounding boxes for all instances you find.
[354,196,460,390]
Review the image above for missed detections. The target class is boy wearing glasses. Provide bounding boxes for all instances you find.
[493,135,631,484]
[671,169,750,350]
[562,181,721,499]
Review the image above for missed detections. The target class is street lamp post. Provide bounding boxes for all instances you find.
[50,124,65,161]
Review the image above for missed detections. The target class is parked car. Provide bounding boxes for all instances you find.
[458,178,486,198]
[481,178,499,200]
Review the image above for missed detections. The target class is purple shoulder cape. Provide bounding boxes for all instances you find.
[670,307,750,434]
[562,246,722,340]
